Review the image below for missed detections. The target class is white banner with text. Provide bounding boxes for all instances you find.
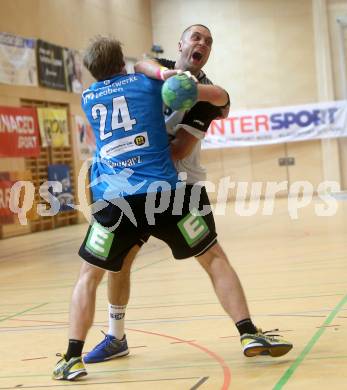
[202,100,347,149]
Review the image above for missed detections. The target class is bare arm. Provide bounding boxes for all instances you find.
[170,128,199,161]
[134,59,178,80]
[136,59,229,108]
[197,84,229,107]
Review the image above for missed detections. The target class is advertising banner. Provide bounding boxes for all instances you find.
[37,39,66,90]
[0,172,14,225]
[202,100,347,149]
[0,106,40,157]
[0,32,37,86]
[37,108,69,147]
[47,164,74,212]
[74,115,96,160]
[63,48,83,93]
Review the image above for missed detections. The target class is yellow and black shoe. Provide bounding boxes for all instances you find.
[52,354,87,381]
[241,329,293,357]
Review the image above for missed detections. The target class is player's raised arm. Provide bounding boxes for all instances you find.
[134,59,179,81]
[197,84,230,108]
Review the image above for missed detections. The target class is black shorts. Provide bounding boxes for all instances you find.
[79,185,217,272]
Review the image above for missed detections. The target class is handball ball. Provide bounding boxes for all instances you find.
[161,74,198,111]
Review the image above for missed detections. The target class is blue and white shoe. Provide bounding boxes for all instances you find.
[84,331,129,363]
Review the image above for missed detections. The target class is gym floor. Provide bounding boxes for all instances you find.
[1,197,346,389]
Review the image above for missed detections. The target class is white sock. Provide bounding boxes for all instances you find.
[108,304,126,340]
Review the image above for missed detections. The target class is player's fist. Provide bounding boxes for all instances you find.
[161,68,180,80]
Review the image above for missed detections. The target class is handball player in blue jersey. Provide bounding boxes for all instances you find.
[52,35,229,381]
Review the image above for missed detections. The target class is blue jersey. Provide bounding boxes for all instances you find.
[82,73,178,201]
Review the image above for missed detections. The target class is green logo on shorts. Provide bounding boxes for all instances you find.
[86,222,114,260]
[177,208,209,247]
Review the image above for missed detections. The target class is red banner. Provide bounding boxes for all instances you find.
[0,106,41,157]
[0,172,14,225]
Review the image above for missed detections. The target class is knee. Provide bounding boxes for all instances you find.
[196,252,214,275]
[197,248,230,275]
[79,264,104,289]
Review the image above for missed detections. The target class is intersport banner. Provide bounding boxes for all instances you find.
[0,106,40,157]
[202,100,347,149]
[0,32,38,86]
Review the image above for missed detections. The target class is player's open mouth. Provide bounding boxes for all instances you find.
[192,52,203,62]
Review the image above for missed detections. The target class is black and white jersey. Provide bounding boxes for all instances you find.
[158,58,224,183]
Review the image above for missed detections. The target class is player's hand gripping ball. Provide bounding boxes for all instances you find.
[161,73,198,111]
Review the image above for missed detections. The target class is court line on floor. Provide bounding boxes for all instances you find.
[22,356,48,361]
[0,294,347,330]
[305,354,347,361]
[4,307,346,332]
[3,291,345,318]
[191,376,209,389]
[0,256,171,294]
[0,310,316,329]
[0,362,220,380]
[2,311,345,333]
[1,257,222,388]
[0,303,48,323]
[126,327,231,390]
[273,293,347,390]
[131,256,171,273]
[0,238,80,261]
[1,327,229,388]
[2,355,347,381]
[0,328,231,390]
[0,376,201,389]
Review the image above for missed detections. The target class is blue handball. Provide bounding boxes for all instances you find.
[161,74,198,111]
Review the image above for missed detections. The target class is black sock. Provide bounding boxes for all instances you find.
[65,339,84,361]
[235,318,257,336]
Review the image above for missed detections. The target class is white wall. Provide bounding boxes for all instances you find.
[151,0,317,109]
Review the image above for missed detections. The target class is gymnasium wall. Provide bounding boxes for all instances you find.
[0,0,344,238]
[328,0,347,189]
[151,0,344,201]
[0,0,153,237]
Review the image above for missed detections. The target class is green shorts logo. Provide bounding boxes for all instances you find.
[177,209,209,247]
[86,222,114,260]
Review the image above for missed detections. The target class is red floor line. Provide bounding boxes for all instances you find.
[170,339,196,344]
[22,356,48,361]
[126,327,231,390]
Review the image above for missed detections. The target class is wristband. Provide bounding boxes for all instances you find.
[156,66,168,80]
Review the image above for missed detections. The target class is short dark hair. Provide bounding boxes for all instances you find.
[83,36,125,81]
[181,24,211,40]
